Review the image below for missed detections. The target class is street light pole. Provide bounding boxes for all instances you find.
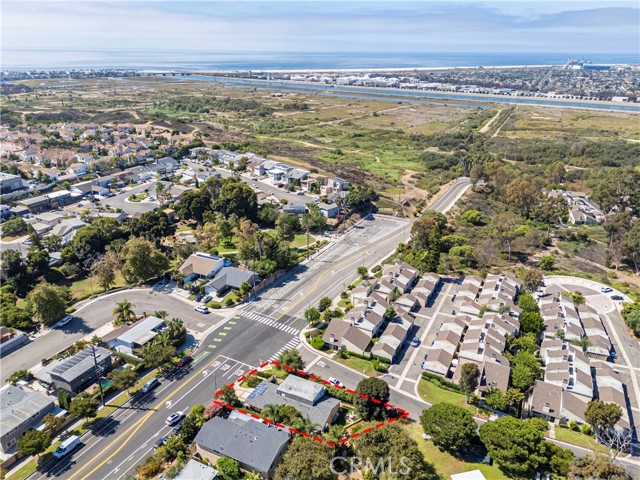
[91,344,105,406]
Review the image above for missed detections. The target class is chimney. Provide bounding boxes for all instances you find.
[330,334,335,342]
[543,402,551,413]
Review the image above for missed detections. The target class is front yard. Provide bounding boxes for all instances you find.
[335,355,379,377]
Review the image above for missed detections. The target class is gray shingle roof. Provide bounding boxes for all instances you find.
[195,415,289,475]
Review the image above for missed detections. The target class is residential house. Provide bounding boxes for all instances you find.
[103,316,166,355]
[0,327,29,357]
[371,321,412,363]
[178,252,225,284]
[71,181,109,197]
[174,459,218,480]
[0,386,55,452]
[245,375,341,431]
[47,217,87,246]
[328,178,349,191]
[204,267,259,297]
[318,203,339,218]
[281,204,308,216]
[35,347,113,394]
[341,326,373,356]
[194,414,290,479]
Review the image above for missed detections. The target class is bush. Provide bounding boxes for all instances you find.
[245,376,262,388]
[65,306,76,314]
[223,297,235,307]
[371,354,391,365]
[569,420,577,431]
[580,423,592,435]
[371,265,382,273]
[344,350,372,361]
[326,385,355,403]
[371,359,387,373]
[421,372,461,392]
[209,301,222,309]
[310,336,325,350]
[136,456,162,479]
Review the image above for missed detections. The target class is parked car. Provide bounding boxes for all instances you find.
[611,295,624,301]
[172,422,183,435]
[297,191,305,195]
[328,377,344,388]
[411,337,420,347]
[195,305,209,314]
[252,183,258,188]
[153,436,168,450]
[601,286,613,293]
[195,293,204,302]
[166,411,185,426]
[201,295,212,303]
[141,378,160,394]
[55,315,74,328]
[177,355,193,367]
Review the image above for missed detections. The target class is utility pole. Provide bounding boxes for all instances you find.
[91,344,105,406]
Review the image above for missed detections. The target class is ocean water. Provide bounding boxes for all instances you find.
[2,49,638,71]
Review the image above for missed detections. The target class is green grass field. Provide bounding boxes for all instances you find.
[417,379,476,414]
[553,427,608,454]
[406,424,511,480]
[335,356,378,377]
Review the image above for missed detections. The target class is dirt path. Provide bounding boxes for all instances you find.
[479,108,504,134]
[492,106,518,138]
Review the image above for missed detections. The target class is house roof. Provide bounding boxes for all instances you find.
[480,361,511,391]
[0,385,54,434]
[179,252,223,277]
[342,326,372,352]
[49,347,111,383]
[277,375,324,403]
[530,380,562,418]
[322,319,350,346]
[195,415,290,475]
[205,267,257,292]
[246,380,340,429]
[174,460,218,480]
[112,316,165,346]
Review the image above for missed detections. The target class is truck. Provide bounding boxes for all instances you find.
[53,435,81,459]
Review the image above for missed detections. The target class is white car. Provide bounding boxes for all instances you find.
[195,305,209,314]
[600,286,613,293]
[328,377,344,388]
[55,316,73,328]
[165,411,185,426]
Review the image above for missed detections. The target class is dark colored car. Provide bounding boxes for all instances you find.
[177,355,193,367]
[611,295,624,301]
[172,422,183,435]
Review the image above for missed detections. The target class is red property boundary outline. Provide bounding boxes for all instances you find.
[212,360,410,447]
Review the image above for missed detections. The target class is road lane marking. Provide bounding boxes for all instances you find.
[69,354,221,480]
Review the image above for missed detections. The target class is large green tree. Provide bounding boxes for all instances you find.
[420,403,478,453]
[354,378,390,421]
[351,423,438,480]
[274,437,337,480]
[458,363,480,403]
[112,299,136,326]
[568,455,631,480]
[519,311,545,335]
[108,368,138,393]
[216,457,241,480]
[121,237,170,283]
[479,417,549,478]
[137,342,176,371]
[16,429,51,458]
[26,283,70,325]
[69,393,99,419]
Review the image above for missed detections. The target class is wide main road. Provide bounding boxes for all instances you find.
[29,179,471,480]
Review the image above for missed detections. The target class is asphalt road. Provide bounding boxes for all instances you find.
[0,289,224,384]
[18,179,472,479]
[27,213,408,480]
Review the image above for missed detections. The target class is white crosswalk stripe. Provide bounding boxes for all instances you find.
[268,338,301,362]
[238,311,302,336]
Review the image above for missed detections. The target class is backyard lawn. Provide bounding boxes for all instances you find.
[417,378,475,414]
[406,424,511,480]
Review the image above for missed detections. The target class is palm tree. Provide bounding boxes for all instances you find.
[154,310,168,320]
[112,299,136,326]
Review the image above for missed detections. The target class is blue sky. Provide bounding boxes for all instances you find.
[2,1,639,54]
